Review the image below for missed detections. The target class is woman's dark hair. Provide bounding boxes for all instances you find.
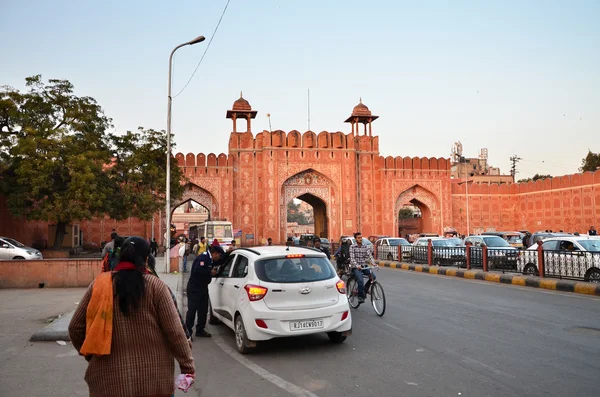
[114,236,125,249]
[113,236,150,316]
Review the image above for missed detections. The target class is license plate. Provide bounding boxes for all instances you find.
[290,319,324,331]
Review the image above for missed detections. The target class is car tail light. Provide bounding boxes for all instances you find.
[244,284,268,301]
[255,319,268,329]
[341,311,349,321]
[285,254,305,258]
[336,279,346,294]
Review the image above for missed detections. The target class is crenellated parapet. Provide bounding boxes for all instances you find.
[228,129,379,152]
[450,169,600,195]
[380,155,452,179]
[174,152,233,178]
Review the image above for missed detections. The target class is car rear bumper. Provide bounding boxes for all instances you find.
[242,300,352,341]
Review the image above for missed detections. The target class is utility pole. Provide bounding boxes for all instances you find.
[510,155,522,179]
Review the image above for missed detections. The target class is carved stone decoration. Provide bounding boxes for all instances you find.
[171,183,219,218]
[393,184,442,234]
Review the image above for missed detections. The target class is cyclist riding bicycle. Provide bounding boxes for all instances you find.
[348,232,377,303]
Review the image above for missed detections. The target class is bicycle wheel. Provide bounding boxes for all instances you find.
[370,281,386,316]
[346,277,360,309]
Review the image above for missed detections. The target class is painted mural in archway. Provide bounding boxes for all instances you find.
[280,169,337,241]
[394,185,442,235]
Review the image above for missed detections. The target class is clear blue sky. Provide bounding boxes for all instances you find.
[2,0,599,178]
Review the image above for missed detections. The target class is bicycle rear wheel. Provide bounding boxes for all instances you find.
[346,277,360,309]
[370,281,386,316]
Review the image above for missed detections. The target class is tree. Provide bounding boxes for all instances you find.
[0,76,113,249]
[398,207,414,219]
[0,76,184,249]
[517,174,552,183]
[107,127,184,222]
[287,200,308,225]
[580,150,600,172]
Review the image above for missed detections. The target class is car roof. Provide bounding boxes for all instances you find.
[416,236,446,241]
[541,236,599,242]
[231,246,327,259]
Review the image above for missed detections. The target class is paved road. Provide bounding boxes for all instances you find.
[188,267,600,397]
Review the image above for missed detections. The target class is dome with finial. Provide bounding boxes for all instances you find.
[351,98,372,117]
[232,91,252,111]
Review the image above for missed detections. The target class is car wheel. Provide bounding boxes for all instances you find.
[434,258,442,266]
[234,315,254,354]
[12,256,25,260]
[585,268,600,284]
[523,263,539,277]
[327,332,347,343]
[208,299,220,325]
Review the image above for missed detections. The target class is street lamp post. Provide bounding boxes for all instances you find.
[165,35,205,273]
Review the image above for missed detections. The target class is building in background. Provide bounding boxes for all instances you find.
[450,143,513,184]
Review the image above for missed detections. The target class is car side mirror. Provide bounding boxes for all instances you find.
[1,244,9,249]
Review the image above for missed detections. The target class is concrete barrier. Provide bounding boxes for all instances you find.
[0,258,102,289]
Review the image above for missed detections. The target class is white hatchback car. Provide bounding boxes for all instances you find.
[208,246,352,353]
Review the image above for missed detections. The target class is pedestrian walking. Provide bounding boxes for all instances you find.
[150,237,158,256]
[69,236,195,397]
[185,245,224,338]
[178,239,189,273]
[211,238,220,247]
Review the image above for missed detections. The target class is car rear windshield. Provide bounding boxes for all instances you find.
[505,235,522,244]
[255,256,336,283]
[388,239,409,246]
[482,236,511,247]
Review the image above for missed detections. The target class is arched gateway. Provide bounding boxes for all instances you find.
[280,170,335,241]
[170,95,452,245]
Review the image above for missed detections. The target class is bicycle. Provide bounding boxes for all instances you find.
[345,265,386,316]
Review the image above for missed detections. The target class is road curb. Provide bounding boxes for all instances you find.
[377,261,600,296]
[30,310,75,342]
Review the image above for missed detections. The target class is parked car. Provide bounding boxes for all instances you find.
[481,231,524,248]
[520,236,600,282]
[0,237,43,260]
[464,235,519,270]
[412,237,465,266]
[298,234,318,246]
[528,232,571,246]
[208,246,351,353]
[368,235,389,244]
[341,236,374,252]
[319,237,331,251]
[375,237,411,261]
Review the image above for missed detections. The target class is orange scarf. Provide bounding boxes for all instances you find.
[80,272,114,356]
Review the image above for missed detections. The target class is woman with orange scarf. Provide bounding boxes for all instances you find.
[69,236,195,397]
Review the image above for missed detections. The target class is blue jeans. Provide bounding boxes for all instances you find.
[352,267,376,298]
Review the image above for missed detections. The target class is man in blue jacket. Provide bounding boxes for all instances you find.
[185,245,224,338]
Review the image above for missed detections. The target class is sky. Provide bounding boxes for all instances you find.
[2,0,599,179]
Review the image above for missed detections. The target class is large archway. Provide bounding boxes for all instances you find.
[280,170,333,242]
[394,185,441,238]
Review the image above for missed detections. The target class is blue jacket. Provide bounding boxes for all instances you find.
[188,251,214,289]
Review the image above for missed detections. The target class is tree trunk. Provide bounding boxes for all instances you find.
[53,222,67,250]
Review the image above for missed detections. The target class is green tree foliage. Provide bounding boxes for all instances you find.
[287,200,309,225]
[517,174,552,183]
[580,150,600,172]
[398,207,414,219]
[108,127,184,221]
[0,76,183,249]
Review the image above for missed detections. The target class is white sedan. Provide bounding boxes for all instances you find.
[208,246,352,353]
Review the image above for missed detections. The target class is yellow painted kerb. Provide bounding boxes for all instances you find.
[485,273,501,282]
[445,269,457,277]
[574,283,597,295]
[511,276,526,286]
[539,279,557,290]
[464,271,478,279]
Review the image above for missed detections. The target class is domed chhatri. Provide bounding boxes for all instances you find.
[351,98,372,117]
[227,92,257,133]
[345,97,378,136]
[232,91,252,112]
